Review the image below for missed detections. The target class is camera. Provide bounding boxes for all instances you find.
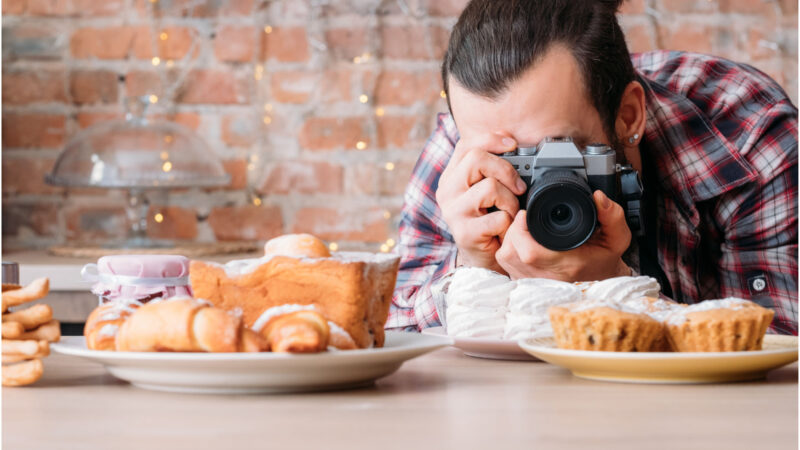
[498,137,643,251]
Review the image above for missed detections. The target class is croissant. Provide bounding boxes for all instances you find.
[84,302,139,351]
[115,297,266,353]
[262,310,330,353]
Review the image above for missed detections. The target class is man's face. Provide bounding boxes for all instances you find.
[448,45,611,150]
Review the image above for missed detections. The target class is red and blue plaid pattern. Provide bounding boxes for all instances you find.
[388,51,798,334]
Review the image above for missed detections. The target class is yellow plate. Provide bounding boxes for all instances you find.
[519,335,798,384]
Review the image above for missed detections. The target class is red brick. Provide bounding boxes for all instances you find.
[780,0,798,14]
[65,204,128,241]
[619,0,645,14]
[71,26,151,59]
[325,28,368,60]
[298,117,367,151]
[221,159,248,190]
[124,70,163,97]
[375,70,441,106]
[5,23,67,60]
[214,26,256,62]
[28,0,125,16]
[208,205,283,241]
[425,0,469,17]
[147,206,198,240]
[270,70,350,104]
[169,112,201,130]
[347,161,415,196]
[76,112,122,129]
[2,203,59,237]
[431,25,451,60]
[3,0,27,15]
[2,114,66,148]
[719,0,773,14]
[2,157,62,195]
[623,23,656,54]
[292,207,390,242]
[658,24,714,54]
[70,70,119,104]
[2,71,68,105]
[158,26,196,60]
[658,0,716,13]
[133,0,250,17]
[257,161,343,195]
[221,114,256,147]
[261,27,310,62]
[178,70,247,104]
[220,0,254,15]
[381,25,432,60]
[377,115,420,149]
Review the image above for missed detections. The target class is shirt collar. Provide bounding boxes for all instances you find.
[638,74,758,221]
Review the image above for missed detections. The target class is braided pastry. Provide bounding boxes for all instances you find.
[84,301,140,351]
[115,297,266,352]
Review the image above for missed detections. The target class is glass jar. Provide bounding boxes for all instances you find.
[82,254,192,306]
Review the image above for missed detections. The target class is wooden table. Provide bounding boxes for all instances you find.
[3,348,797,449]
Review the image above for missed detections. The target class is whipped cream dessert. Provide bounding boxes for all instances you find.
[445,267,514,338]
[581,276,660,303]
[503,278,581,340]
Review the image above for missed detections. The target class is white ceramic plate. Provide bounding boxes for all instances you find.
[421,326,540,361]
[51,331,453,394]
[519,335,799,384]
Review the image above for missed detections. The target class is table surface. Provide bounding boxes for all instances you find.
[3,347,797,450]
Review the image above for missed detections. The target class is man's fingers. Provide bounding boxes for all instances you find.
[469,210,514,241]
[593,190,632,252]
[464,178,520,218]
[456,150,526,195]
[508,210,560,265]
[449,133,517,167]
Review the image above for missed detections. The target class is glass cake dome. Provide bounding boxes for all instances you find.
[46,97,229,189]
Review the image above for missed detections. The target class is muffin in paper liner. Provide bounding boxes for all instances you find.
[548,305,665,352]
[665,299,774,352]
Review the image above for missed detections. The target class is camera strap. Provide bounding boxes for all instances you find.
[619,165,645,237]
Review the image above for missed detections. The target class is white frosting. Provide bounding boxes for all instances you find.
[251,304,318,332]
[581,276,661,303]
[503,278,581,340]
[445,267,514,338]
[97,323,119,337]
[214,252,399,278]
[666,297,752,325]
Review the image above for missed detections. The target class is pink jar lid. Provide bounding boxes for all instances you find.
[82,254,192,303]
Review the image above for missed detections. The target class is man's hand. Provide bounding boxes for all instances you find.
[436,134,527,273]
[495,190,632,281]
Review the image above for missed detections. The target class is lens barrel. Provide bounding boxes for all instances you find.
[525,169,596,251]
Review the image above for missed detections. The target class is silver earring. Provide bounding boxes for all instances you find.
[628,133,639,144]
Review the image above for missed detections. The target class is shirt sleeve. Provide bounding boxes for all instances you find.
[716,103,798,335]
[386,113,459,331]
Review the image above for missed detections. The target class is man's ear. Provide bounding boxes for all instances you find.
[614,80,646,147]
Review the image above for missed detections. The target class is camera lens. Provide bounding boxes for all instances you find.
[526,169,597,251]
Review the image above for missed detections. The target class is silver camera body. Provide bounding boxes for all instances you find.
[498,137,641,251]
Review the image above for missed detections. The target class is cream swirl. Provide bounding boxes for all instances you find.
[666,297,752,325]
[503,278,581,340]
[581,276,660,303]
[445,267,514,338]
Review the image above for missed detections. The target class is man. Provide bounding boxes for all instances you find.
[388,0,798,334]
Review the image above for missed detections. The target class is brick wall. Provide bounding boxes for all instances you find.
[2,0,797,252]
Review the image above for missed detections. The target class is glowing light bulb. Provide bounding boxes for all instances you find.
[160,32,168,41]
[375,107,385,117]
[154,213,164,223]
[383,210,391,219]
[356,141,367,150]
[359,94,368,103]
[162,161,172,172]
[329,242,339,252]
[380,244,389,253]
[353,56,362,64]
[151,57,161,66]
[160,151,169,160]
[264,26,273,34]
[386,238,395,247]
[264,103,273,112]
[385,162,395,171]
[440,90,447,98]
[148,94,158,104]
[263,116,272,125]
[253,197,262,206]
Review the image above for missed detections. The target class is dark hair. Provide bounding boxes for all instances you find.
[442,0,635,145]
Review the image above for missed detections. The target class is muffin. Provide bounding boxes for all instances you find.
[664,298,774,352]
[549,300,665,352]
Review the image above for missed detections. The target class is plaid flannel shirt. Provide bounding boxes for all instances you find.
[388,51,798,335]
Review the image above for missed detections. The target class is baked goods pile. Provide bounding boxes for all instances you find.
[445,267,775,352]
[2,278,61,386]
[83,233,400,354]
